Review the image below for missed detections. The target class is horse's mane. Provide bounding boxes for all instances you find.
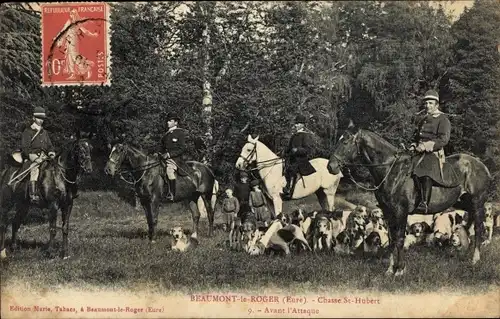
[56,139,80,162]
[125,144,148,158]
[361,129,399,153]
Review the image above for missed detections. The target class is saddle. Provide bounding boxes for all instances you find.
[284,157,317,178]
[175,160,193,177]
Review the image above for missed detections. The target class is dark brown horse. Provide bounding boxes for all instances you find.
[0,138,93,259]
[104,143,219,241]
[327,122,492,276]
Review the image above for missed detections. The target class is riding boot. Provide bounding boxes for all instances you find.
[416,177,433,213]
[283,171,292,195]
[282,175,296,200]
[288,176,297,199]
[30,181,40,203]
[167,179,176,201]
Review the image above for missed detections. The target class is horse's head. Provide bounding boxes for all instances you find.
[76,138,93,173]
[235,135,259,170]
[104,143,127,176]
[328,120,361,175]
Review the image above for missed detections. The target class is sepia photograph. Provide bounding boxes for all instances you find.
[0,1,499,318]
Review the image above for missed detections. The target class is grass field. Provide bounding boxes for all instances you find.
[1,187,499,296]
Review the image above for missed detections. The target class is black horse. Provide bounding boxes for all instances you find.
[0,138,93,259]
[104,143,219,241]
[327,122,492,276]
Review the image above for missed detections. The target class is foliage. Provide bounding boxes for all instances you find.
[0,1,498,196]
[447,0,500,199]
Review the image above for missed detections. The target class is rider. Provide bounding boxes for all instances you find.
[21,106,56,203]
[409,89,451,213]
[282,114,317,200]
[160,112,187,201]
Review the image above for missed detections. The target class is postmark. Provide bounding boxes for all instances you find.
[41,2,111,86]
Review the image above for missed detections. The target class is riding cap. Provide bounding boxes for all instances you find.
[33,106,47,119]
[295,114,306,124]
[250,179,260,187]
[423,90,439,103]
[166,112,180,122]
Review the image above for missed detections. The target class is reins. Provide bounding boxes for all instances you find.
[238,141,283,181]
[7,141,90,186]
[332,131,407,191]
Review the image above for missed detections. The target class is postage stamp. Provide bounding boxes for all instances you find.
[40,2,111,86]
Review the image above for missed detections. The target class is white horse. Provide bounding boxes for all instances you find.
[235,135,343,215]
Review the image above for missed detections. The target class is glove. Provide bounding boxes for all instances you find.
[48,152,56,158]
[292,147,298,153]
[416,143,426,153]
[162,152,170,160]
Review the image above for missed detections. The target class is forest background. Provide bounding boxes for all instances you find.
[1,0,499,199]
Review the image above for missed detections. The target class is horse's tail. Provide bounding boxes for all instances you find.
[211,179,219,211]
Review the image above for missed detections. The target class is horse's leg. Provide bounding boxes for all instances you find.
[47,205,59,258]
[471,197,486,265]
[10,208,24,252]
[60,199,73,259]
[151,194,161,232]
[140,197,156,243]
[322,175,341,211]
[201,195,214,237]
[271,195,283,216]
[0,223,7,259]
[315,189,328,211]
[188,200,200,238]
[385,216,397,276]
[394,213,409,277]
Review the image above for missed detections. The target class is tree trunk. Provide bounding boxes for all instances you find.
[201,20,213,165]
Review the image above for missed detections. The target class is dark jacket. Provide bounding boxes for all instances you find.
[161,127,187,159]
[412,113,458,187]
[21,125,55,157]
[284,130,317,176]
[413,113,451,151]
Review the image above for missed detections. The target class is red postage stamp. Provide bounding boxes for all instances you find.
[41,2,111,86]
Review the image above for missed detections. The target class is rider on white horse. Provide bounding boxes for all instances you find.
[282,114,318,200]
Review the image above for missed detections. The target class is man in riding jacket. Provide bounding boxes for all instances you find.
[161,112,187,201]
[21,106,56,203]
[282,114,317,200]
[409,90,451,213]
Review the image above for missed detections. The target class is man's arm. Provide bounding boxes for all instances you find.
[432,116,451,151]
[46,131,55,153]
[294,133,313,156]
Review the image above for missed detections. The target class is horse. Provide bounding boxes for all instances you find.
[0,138,93,259]
[104,143,219,241]
[235,135,343,215]
[327,122,492,276]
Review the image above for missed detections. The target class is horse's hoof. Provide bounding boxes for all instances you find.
[385,268,394,277]
[0,249,7,259]
[472,249,480,265]
[482,240,491,247]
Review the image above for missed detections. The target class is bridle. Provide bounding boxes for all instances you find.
[55,140,92,184]
[107,145,161,185]
[331,131,401,191]
[238,141,283,179]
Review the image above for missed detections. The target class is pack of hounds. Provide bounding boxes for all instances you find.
[168,202,496,255]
